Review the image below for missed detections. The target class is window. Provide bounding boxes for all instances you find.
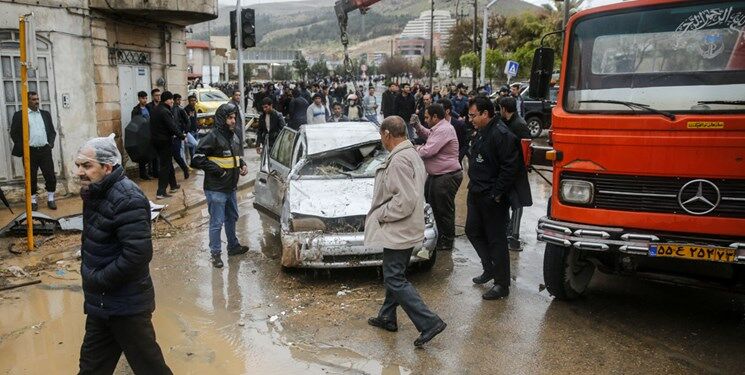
[270,129,297,168]
[199,90,229,102]
[565,1,745,114]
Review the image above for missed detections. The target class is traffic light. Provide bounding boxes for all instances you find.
[230,8,256,50]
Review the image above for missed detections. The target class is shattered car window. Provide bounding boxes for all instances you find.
[299,145,387,178]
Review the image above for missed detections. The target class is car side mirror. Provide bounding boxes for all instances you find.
[529,47,555,100]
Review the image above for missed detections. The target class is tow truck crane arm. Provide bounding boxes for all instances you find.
[334,0,382,75]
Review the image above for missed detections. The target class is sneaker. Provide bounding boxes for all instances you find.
[155,193,172,200]
[211,254,224,268]
[47,200,57,210]
[169,185,181,193]
[227,245,249,256]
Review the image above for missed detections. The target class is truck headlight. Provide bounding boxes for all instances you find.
[560,179,594,205]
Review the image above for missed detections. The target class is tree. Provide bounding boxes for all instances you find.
[459,52,479,76]
[444,15,508,77]
[273,65,293,81]
[308,59,329,80]
[242,63,253,82]
[292,53,309,80]
[379,56,414,80]
[485,49,507,82]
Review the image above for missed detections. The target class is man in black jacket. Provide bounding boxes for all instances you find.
[394,83,416,124]
[380,82,398,118]
[191,103,249,268]
[287,89,309,130]
[75,135,171,374]
[465,96,531,300]
[10,91,58,210]
[256,97,285,154]
[130,91,155,180]
[171,94,190,179]
[150,91,185,199]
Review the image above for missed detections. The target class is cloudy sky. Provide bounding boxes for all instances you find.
[218,0,624,10]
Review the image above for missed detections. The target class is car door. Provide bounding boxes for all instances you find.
[254,128,298,217]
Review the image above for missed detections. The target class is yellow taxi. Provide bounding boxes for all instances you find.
[188,88,230,127]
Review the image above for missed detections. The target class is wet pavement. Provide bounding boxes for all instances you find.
[2,171,745,374]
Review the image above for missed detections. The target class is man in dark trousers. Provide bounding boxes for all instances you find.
[191,103,249,268]
[228,90,245,155]
[365,115,447,348]
[256,97,286,154]
[10,91,58,210]
[131,91,154,180]
[380,82,398,119]
[465,96,530,300]
[150,91,185,199]
[171,94,190,179]
[145,88,162,178]
[498,96,533,251]
[75,135,171,374]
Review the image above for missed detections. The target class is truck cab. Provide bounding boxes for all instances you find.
[531,0,745,299]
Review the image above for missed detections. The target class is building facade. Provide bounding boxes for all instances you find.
[0,0,217,200]
[400,10,455,47]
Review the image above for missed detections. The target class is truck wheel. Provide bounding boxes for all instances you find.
[543,243,595,300]
[527,117,543,138]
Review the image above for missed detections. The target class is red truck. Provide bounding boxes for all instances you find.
[530,0,745,299]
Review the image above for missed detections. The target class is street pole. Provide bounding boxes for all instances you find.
[207,21,213,85]
[236,0,244,106]
[563,0,570,30]
[479,0,497,86]
[429,0,434,87]
[19,14,34,251]
[471,0,477,90]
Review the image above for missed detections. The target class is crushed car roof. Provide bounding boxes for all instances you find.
[302,122,380,156]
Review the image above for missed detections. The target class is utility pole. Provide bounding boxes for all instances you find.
[19,13,35,250]
[207,21,213,85]
[563,0,570,30]
[480,0,497,86]
[236,0,244,104]
[429,0,434,87]
[471,0,477,90]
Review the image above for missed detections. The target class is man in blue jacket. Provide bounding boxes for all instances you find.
[75,135,171,374]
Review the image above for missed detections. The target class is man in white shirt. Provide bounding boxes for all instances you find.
[362,86,379,125]
[10,91,58,210]
[306,93,328,124]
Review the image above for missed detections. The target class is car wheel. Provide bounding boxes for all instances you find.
[413,248,437,272]
[527,117,543,138]
[543,243,595,300]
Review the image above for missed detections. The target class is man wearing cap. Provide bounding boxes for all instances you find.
[306,92,328,125]
[150,91,185,199]
[191,103,250,268]
[75,135,171,374]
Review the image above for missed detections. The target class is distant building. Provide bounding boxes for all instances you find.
[395,33,443,61]
[401,10,455,47]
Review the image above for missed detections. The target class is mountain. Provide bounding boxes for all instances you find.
[191,0,544,59]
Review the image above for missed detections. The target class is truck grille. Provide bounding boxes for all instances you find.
[561,172,745,218]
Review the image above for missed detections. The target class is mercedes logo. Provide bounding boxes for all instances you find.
[678,179,720,215]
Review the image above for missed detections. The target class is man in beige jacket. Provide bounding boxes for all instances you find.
[364,116,447,348]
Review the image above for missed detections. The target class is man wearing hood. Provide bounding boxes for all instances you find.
[191,103,250,268]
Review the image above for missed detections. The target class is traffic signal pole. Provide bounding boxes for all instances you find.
[19,14,34,251]
[236,0,244,110]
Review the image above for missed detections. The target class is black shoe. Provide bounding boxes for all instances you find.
[414,320,447,348]
[227,245,249,256]
[211,254,224,268]
[47,200,57,210]
[31,202,38,211]
[169,185,181,193]
[156,193,172,200]
[482,284,510,300]
[472,272,494,285]
[368,317,398,332]
[508,237,522,252]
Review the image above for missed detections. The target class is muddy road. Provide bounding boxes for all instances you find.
[2,174,745,374]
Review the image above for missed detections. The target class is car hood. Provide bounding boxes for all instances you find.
[288,178,374,218]
[198,101,226,113]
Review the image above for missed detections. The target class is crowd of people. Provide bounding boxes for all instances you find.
[12,75,534,372]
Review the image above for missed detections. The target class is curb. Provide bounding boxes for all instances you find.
[162,177,256,220]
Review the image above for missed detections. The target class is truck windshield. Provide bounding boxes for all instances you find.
[565,1,745,114]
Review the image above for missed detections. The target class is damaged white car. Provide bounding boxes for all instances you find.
[254,122,438,269]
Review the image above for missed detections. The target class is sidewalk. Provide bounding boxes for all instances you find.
[0,153,260,228]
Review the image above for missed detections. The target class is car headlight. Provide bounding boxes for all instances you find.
[560,179,594,205]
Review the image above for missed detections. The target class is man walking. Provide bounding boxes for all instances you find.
[465,96,528,300]
[498,96,533,251]
[229,90,245,155]
[287,89,309,129]
[145,88,162,178]
[413,104,462,251]
[191,103,249,268]
[256,98,286,154]
[75,135,171,374]
[131,91,154,180]
[510,83,525,118]
[150,91,185,199]
[10,91,57,210]
[365,116,447,348]
[363,85,379,125]
[306,93,328,125]
[394,83,416,125]
[171,94,191,180]
[380,82,398,119]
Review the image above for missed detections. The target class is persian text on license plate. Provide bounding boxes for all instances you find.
[649,244,736,263]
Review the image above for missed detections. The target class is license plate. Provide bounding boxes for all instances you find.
[649,244,737,263]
